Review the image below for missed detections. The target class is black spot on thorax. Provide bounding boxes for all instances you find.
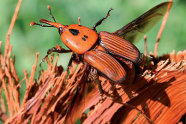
[69,29,79,35]
[84,35,88,38]
[82,37,86,41]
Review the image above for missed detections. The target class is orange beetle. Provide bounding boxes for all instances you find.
[30,2,172,83]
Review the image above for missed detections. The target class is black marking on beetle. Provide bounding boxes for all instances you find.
[84,35,88,38]
[58,27,63,35]
[78,25,82,27]
[82,37,86,41]
[69,29,79,35]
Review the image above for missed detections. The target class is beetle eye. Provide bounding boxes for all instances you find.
[58,27,63,34]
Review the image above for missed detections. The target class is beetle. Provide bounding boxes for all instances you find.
[30,2,172,83]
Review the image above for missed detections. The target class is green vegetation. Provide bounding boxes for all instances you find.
[0,0,185,101]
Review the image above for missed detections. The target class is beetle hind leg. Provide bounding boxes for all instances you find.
[97,79,104,96]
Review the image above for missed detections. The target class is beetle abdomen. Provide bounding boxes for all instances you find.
[99,31,140,64]
[84,50,127,83]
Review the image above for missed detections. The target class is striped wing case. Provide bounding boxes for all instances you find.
[99,31,140,64]
[84,50,127,83]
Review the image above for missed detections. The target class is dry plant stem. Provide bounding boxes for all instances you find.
[1,0,22,119]
[144,35,147,56]
[5,0,22,58]
[10,58,19,82]
[0,110,8,122]
[29,53,39,84]
[0,89,6,113]
[23,69,29,86]
[78,17,81,25]
[154,0,172,57]
[22,53,39,106]
[52,54,59,73]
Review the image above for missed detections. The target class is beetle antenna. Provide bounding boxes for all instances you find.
[47,5,56,22]
[30,21,53,27]
[92,8,113,30]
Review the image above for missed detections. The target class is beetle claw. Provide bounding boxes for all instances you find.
[39,55,48,67]
[39,60,43,67]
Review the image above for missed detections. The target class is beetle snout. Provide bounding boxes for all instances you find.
[40,19,64,29]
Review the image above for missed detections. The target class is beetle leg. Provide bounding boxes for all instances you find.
[40,46,72,66]
[92,8,113,30]
[67,52,76,67]
[68,52,82,66]
[67,53,79,68]
[88,68,104,97]
[97,79,104,96]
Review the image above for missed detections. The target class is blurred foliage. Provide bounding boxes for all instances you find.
[0,0,185,101]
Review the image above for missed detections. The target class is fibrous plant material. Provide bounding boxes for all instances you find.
[154,0,172,57]
[0,0,185,124]
[1,40,186,124]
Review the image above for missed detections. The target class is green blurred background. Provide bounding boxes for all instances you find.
[0,0,185,103]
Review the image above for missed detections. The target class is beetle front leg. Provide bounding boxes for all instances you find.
[66,52,82,72]
[40,45,72,66]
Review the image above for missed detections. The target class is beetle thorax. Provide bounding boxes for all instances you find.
[60,24,98,54]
